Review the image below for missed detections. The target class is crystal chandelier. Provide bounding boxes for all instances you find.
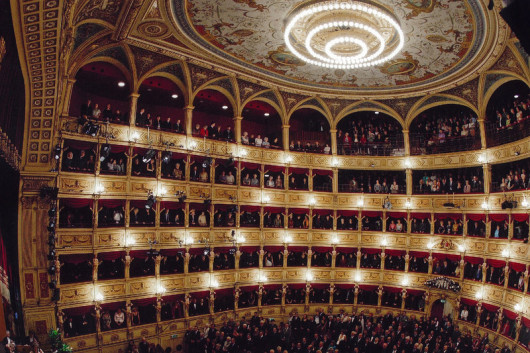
[284,0,405,69]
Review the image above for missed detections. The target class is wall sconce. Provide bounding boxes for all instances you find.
[514,303,522,312]
[130,131,140,142]
[94,290,104,302]
[284,155,293,164]
[426,241,434,250]
[331,158,339,167]
[95,183,105,194]
[481,198,489,210]
[522,195,529,208]
[181,235,194,246]
[258,270,268,283]
[457,244,466,253]
[331,234,339,245]
[477,153,486,163]
[261,195,270,204]
[125,236,136,247]
[474,289,483,300]
[188,140,197,150]
[354,271,361,282]
[357,198,364,207]
[239,148,248,157]
[309,197,316,206]
[381,238,388,247]
[401,275,409,286]
[157,185,167,196]
[284,234,293,244]
[209,275,219,288]
[501,248,510,258]
[156,285,167,295]
[404,158,412,168]
[305,271,314,282]
[405,199,412,209]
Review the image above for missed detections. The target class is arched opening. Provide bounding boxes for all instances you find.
[70,62,130,123]
[192,89,234,141]
[431,298,454,319]
[485,80,530,147]
[136,76,185,132]
[289,108,330,154]
[336,111,403,156]
[241,100,282,149]
[409,104,480,155]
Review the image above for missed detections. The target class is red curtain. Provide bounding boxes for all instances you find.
[61,199,93,208]
[213,247,232,254]
[241,162,260,170]
[289,167,308,175]
[362,248,381,255]
[509,262,526,272]
[384,286,402,293]
[489,213,509,222]
[133,297,156,306]
[336,283,356,289]
[64,305,94,316]
[288,246,308,252]
[512,214,529,222]
[312,169,333,176]
[287,283,306,289]
[465,256,484,264]
[130,250,150,259]
[359,285,377,291]
[311,283,329,289]
[98,199,124,208]
[338,210,358,217]
[433,253,460,262]
[336,247,357,254]
[263,246,284,252]
[313,209,332,216]
[482,302,499,312]
[461,297,477,306]
[388,212,407,218]
[239,246,259,252]
[188,248,206,255]
[130,200,147,209]
[190,291,209,298]
[160,201,184,209]
[467,213,485,222]
[487,259,506,268]
[385,249,405,256]
[312,247,332,253]
[98,251,124,261]
[406,289,425,296]
[101,301,125,311]
[264,207,284,213]
[435,213,462,220]
[65,140,96,150]
[289,208,308,214]
[522,316,530,328]
[411,213,430,219]
[189,203,209,212]
[241,206,260,212]
[409,251,428,257]
[240,285,259,291]
[214,204,232,211]
[265,165,285,173]
[60,253,93,264]
[108,144,129,154]
[503,309,518,320]
[160,249,184,256]
[362,211,382,218]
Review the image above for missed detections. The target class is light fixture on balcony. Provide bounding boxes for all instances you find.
[405,199,412,209]
[156,285,167,294]
[514,303,523,312]
[264,112,270,117]
[117,81,126,87]
[426,241,434,250]
[130,131,140,142]
[306,271,314,282]
[381,238,388,247]
[284,234,293,244]
[210,275,219,288]
[501,248,510,258]
[95,183,105,194]
[481,199,489,210]
[478,153,486,163]
[309,197,316,206]
[171,94,179,99]
[357,198,364,207]
[331,234,339,245]
[474,289,483,300]
[258,271,268,283]
[222,105,228,110]
[284,154,293,164]
[261,194,270,204]
[125,236,136,247]
[404,158,411,169]
[188,140,197,150]
[522,195,529,208]
[283,0,404,69]
[94,290,104,302]
[457,244,465,253]
[401,275,409,286]
[331,157,339,167]
[354,271,361,282]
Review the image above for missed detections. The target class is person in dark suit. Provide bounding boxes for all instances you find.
[136,108,147,126]
[80,100,92,117]
[174,119,183,133]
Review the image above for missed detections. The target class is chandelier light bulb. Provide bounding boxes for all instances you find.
[306,271,314,282]
[355,271,361,282]
[514,303,522,312]
[522,196,528,208]
[94,291,104,302]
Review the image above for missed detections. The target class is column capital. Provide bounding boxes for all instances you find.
[129,93,141,99]
[282,124,290,129]
[233,116,243,121]
[402,129,409,134]
[67,78,77,84]
[185,105,195,111]
[329,129,338,133]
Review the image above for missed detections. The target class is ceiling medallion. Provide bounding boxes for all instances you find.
[284,0,405,69]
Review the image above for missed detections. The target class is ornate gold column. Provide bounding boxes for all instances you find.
[129,93,140,127]
[402,129,410,156]
[282,125,290,151]
[61,78,76,117]
[404,252,410,272]
[330,129,337,155]
[406,169,413,196]
[478,118,487,149]
[483,163,491,194]
[401,289,407,310]
[185,106,194,136]
[233,116,243,143]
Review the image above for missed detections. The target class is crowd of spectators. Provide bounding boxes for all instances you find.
[337,116,403,156]
[241,131,281,149]
[80,100,128,124]
[62,146,96,173]
[414,169,483,194]
[434,218,463,235]
[410,108,479,154]
[490,95,530,130]
[193,122,233,141]
[339,170,406,194]
[410,219,431,234]
[182,311,506,353]
[491,158,529,192]
[289,140,331,154]
[135,107,184,133]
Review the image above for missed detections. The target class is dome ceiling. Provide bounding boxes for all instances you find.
[169,0,499,95]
